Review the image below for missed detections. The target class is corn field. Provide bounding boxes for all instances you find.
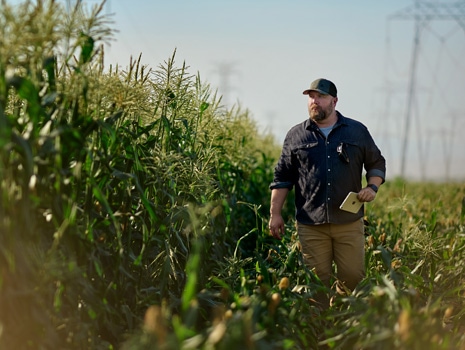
[1,1,465,349]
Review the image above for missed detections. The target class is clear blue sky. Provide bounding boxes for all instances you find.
[7,0,465,180]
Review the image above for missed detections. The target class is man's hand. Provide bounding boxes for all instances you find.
[269,214,285,239]
[269,188,289,240]
[357,186,377,202]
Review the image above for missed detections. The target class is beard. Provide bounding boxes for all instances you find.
[310,105,329,122]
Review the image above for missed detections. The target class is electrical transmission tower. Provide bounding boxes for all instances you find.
[388,0,465,178]
[213,62,239,107]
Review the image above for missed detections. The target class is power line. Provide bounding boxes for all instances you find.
[388,0,465,179]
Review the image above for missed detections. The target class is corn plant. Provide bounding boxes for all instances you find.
[1,0,282,348]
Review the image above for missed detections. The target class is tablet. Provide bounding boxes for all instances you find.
[339,192,363,213]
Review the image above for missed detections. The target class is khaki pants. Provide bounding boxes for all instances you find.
[297,219,365,292]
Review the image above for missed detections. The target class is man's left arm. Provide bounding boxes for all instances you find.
[359,129,386,202]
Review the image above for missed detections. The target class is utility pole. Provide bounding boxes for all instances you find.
[388,0,465,178]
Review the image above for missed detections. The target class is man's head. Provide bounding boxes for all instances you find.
[303,78,338,123]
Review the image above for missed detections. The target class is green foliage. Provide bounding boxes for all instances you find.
[0,1,281,349]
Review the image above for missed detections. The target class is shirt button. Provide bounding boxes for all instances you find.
[328,183,331,186]
[328,169,331,171]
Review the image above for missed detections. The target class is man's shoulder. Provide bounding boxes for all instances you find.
[286,119,312,135]
[292,118,311,129]
[338,113,368,130]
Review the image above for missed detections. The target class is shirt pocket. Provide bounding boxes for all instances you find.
[291,142,320,165]
[339,139,362,165]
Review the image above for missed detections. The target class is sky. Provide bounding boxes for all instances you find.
[8,0,465,181]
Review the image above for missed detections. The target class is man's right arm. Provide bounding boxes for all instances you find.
[269,188,289,239]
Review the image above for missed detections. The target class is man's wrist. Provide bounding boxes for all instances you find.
[367,184,378,193]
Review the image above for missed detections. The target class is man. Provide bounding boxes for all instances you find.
[269,78,386,306]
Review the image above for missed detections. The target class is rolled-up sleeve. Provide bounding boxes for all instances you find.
[269,181,294,190]
[363,131,386,183]
[270,134,296,190]
[366,168,386,182]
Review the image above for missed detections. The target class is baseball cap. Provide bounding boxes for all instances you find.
[302,78,337,97]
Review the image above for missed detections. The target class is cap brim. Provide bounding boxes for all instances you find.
[302,89,329,95]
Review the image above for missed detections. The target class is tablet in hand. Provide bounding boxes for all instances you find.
[339,192,363,213]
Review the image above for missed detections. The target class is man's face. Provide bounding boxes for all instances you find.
[307,91,337,122]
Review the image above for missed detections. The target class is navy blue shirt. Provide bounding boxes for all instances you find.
[270,112,386,225]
